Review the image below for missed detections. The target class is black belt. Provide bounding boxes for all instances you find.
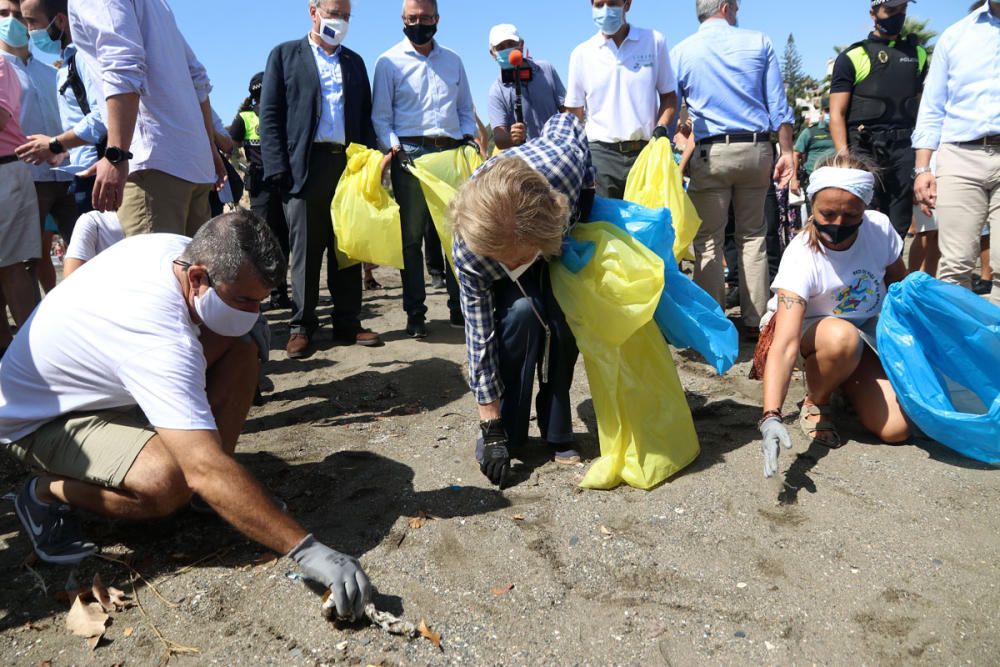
[850,127,912,142]
[593,140,647,153]
[398,136,463,149]
[697,132,769,145]
[957,135,1000,148]
[0,154,18,165]
[313,142,345,153]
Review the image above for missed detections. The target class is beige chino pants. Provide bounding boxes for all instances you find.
[687,141,773,328]
[935,143,1000,305]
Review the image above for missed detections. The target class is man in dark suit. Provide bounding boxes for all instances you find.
[260,0,380,359]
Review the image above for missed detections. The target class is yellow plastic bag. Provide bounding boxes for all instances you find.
[550,221,700,490]
[409,146,484,270]
[624,138,702,262]
[331,144,404,269]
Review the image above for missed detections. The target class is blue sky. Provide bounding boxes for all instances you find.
[166,0,972,126]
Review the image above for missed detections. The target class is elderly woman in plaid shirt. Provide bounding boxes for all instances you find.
[449,113,595,489]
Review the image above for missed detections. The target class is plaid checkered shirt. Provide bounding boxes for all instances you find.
[452,113,593,405]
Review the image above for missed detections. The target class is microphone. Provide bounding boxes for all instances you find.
[509,49,524,68]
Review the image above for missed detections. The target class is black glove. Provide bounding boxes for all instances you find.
[652,125,669,140]
[267,171,293,193]
[479,419,510,488]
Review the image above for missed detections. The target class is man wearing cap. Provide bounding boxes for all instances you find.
[791,96,837,210]
[260,0,382,359]
[564,0,677,199]
[912,0,1000,304]
[671,0,794,338]
[829,0,928,239]
[372,0,477,338]
[486,23,566,150]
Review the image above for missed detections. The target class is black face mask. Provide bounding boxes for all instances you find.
[814,220,863,246]
[403,23,437,46]
[875,13,906,36]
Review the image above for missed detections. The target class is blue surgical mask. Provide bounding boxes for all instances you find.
[0,16,29,48]
[592,5,624,36]
[495,47,516,70]
[29,18,62,55]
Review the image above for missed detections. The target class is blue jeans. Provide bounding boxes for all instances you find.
[391,142,460,319]
[495,263,578,448]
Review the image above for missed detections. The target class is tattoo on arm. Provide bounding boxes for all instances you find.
[777,294,806,311]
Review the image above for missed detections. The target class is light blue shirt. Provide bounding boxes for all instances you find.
[912,4,1000,150]
[310,40,346,145]
[56,44,106,173]
[0,51,72,182]
[371,39,477,150]
[69,0,216,184]
[670,19,793,139]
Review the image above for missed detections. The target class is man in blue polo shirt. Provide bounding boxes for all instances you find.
[486,23,566,150]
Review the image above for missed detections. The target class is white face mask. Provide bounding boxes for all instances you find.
[194,287,259,337]
[317,17,348,47]
[503,251,542,283]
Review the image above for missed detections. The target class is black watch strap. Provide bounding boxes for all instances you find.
[49,138,66,155]
[105,146,134,165]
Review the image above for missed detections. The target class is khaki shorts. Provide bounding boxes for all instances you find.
[4,407,155,489]
[119,168,212,238]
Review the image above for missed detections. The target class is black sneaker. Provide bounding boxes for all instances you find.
[406,316,428,338]
[449,310,465,329]
[725,285,741,310]
[15,478,96,565]
[429,273,446,290]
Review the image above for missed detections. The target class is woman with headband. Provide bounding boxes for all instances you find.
[755,153,910,478]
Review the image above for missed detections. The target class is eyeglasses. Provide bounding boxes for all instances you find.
[319,10,350,22]
[402,14,437,26]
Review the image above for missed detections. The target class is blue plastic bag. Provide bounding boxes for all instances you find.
[877,272,1000,463]
[587,197,738,375]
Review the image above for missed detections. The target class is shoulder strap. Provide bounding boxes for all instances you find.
[58,52,92,117]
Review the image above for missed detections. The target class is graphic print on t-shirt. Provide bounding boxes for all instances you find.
[832,270,880,315]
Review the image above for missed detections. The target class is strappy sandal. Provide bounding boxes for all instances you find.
[799,401,842,448]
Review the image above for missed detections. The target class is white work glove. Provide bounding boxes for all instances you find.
[759,417,793,478]
[288,534,371,620]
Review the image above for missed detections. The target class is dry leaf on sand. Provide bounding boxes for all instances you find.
[253,553,279,571]
[512,514,525,521]
[491,584,514,596]
[599,525,614,539]
[92,574,130,612]
[66,595,108,640]
[122,626,135,638]
[407,512,428,529]
[418,619,442,650]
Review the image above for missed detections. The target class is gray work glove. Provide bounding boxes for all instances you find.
[759,417,793,478]
[288,534,371,621]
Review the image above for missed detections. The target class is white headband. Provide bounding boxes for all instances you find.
[806,167,876,205]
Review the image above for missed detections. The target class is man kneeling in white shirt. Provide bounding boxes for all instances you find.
[0,211,372,621]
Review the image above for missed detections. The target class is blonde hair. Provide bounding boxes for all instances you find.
[450,157,570,259]
[804,151,878,253]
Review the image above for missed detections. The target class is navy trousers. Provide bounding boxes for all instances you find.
[494,263,578,448]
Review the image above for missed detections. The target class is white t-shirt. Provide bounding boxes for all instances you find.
[565,26,676,142]
[767,211,904,322]
[0,234,216,444]
[65,211,125,263]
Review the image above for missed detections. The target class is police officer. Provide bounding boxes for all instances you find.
[829,0,928,238]
[791,95,836,210]
[229,72,292,310]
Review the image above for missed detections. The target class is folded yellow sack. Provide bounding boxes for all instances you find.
[332,144,404,269]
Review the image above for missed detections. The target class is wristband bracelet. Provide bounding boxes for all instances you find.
[758,409,783,430]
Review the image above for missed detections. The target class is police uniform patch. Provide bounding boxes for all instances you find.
[877,50,889,64]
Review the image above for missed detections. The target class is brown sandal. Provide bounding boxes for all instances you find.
[799,402,842,448]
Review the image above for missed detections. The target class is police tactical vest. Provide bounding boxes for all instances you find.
[844,35,927,129]
[239,110,261,145]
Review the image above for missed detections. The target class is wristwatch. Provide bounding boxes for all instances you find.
[104,146,133,165]
[48,138,66,155]
[913,166,933,177]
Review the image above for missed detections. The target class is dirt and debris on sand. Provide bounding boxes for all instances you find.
[2,268,999,666]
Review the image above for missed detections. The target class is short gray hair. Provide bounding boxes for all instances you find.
[180,210,286,288]
[696,0,733,22]
[401,0,438,15]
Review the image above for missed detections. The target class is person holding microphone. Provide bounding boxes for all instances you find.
[486,23,566,150]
